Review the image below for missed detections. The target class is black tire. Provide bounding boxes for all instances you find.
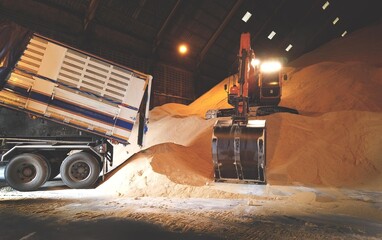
[5,153,50,191]
[60,152,100,189]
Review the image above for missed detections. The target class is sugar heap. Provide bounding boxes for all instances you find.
[98,21,382,197]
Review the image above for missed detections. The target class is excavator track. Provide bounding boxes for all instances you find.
[212,119,266,183]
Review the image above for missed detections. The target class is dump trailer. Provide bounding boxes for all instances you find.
[0,21,152,191]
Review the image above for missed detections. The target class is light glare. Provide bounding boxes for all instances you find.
[341,31,347,37]
[260,61,282,73]
[178,44,188,55]
[285,44,293,52]
[251,58,260,67]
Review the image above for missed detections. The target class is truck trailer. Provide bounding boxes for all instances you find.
[0,21,152,191]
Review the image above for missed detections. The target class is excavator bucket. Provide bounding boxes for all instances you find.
[212,119,266,183]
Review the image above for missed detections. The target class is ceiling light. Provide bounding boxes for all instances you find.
[322,1,330,10]
[341,31,347,37]
[268,31,276,40]
[242,12,252,22]
[333,17,339,25]
[178,44,188,55]
[285,44,293,52]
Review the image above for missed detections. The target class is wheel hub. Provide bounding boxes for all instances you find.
[17,163,36,182]
[70,162,90,181]
[22,167,33,177]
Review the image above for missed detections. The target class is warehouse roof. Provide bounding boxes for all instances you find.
[1,0,381,93]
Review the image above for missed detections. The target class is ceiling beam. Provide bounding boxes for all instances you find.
[93,23,153,56]
[132,0,147,19]
[0,0,83,35]
[251,0,287,42]
[84,0,101,30]
[197,0,244,68]
[276,0,321,58]
[152,0,182,54]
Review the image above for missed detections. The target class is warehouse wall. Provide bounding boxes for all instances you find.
[152,64,195,106]
[94,46,196,108]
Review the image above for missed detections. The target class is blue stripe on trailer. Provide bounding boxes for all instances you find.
[52,97,134,131]
[4,83,29,95]
[30,91,51,103]
[5,83,135,131]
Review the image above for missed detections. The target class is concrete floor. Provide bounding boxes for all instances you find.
[1,167,381,240]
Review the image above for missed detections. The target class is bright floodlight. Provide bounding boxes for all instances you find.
[260,61,282,73]
[251,58,260,67]
[178,44,188,55]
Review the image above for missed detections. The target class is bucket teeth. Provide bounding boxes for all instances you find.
[212,119,266,183]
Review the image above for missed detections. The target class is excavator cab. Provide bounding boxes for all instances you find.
[257,70,282,106]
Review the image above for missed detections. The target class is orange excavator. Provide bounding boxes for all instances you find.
[211,32,297,183]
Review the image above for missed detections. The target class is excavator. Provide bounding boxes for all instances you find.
[211,32,297,183]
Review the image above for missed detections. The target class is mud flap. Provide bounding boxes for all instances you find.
[212,119,266,183]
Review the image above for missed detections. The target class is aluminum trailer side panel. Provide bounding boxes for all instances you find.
[0,34,152,144]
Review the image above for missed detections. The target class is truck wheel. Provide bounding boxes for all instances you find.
[5,153,50,191]
[60,152,100,189]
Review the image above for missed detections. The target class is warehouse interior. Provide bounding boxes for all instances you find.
[0,0,382,239]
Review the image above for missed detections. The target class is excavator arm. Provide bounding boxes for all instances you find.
[211,33,298,183]
[212,33,267,183]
